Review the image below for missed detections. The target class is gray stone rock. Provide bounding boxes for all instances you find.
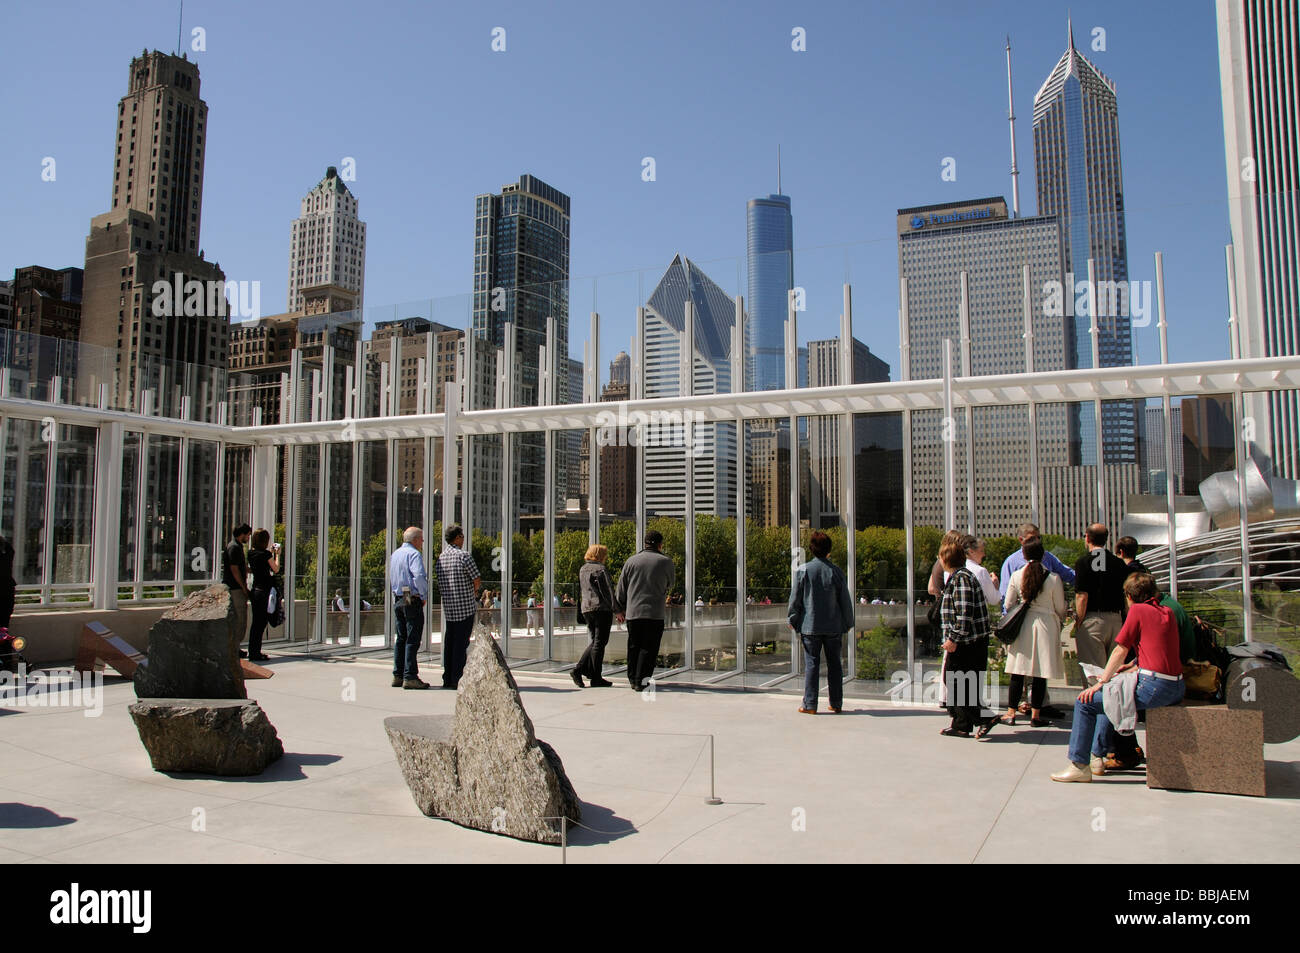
[130,698,283,775]
[134,585,246,700]
[385,637,581,844]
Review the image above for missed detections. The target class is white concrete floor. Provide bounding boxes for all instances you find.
[1,653,1297,864]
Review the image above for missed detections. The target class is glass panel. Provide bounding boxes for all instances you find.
[744,418,793,683]
[143,434,180,587]
[118,430,141,597]
[293,444,320,644]
[183,440,219,585]
[2,418,49,589]
[51,424,96,594]
[358,439,389,651]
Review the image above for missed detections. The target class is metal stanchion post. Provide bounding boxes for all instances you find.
[706,734,723,805]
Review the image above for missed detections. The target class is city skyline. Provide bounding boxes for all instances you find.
[1,1,1248,379]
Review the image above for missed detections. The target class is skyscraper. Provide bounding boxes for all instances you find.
[287,167,366,317]
[1218,0,1300,480]
[471,174,570,520]
[642,254,737,519]
[805,337,890,528]
[79,51,227,418]
[745,192,793,392]
[1033,20,1138,467]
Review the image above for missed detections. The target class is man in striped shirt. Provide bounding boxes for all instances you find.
[435,524,481,690]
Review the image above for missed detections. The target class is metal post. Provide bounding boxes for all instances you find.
[133,428,148,600]
[1226,244,1254,642]
[785,299,799,679]
[174,433,189,598]
[634,307,646,549]
[683,299,695,670]
[900,278,916,681]
[589,311,601,548]
[348,339,364,646]
[958,271,974,533]
[91,421,124,609]
[442,380,459,532]
[315,356,330,647]
[501,322,516,656]
[385,336,399,652]
[1023,264,1039,525]
[840,284,857,680]
[463,333,475,546]
[542,316,556,663]
[1087,258,1106,524]
[706,734,723,804]
[1155,252,1178,599]
[732,300,746,676]
[942,338,956,531]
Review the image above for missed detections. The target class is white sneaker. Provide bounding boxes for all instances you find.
[1051,762,1093,783]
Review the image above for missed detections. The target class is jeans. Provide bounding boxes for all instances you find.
[625,618,665,688]
[393,602,424,680]
[1067,673,1185,765]
[576,610,612,679]
[801,633,843,710]
[442,615,473,688]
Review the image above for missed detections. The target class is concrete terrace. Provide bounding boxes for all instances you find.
[1,654,1297,864]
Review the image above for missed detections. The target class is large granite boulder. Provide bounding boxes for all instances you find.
[130,698,283,775]
[134,585,246,700]
[385,637,581,844]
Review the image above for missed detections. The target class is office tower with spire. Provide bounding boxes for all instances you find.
[287,167,366,317]
[1032,19,1138,468]
[1218,0,1300,480]
[79,50,227,418]
[641,255,737,519]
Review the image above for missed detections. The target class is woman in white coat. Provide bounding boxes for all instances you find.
[997,539,1066,728]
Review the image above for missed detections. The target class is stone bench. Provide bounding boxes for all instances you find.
[1145,701,1265,797]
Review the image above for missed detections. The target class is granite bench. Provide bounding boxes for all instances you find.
[1145,700,1265,797]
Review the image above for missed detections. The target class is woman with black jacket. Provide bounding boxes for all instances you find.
[572,544,615,688]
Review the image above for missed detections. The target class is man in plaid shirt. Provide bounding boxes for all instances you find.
[435,524,481,690]
[939,535,996,737]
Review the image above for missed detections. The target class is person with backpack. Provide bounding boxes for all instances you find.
[788,531,855,714]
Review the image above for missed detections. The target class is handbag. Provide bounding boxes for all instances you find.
[993,598,1030,645]
[1183,659,1221,699]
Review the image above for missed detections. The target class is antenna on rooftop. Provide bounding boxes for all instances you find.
[1006,35,1021,218]
[176,0,184,55]
[777,144,782,195]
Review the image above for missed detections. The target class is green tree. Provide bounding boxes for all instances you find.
[360,528,389,605]
[694,514,737,602]
[913,525,944,592]
[600,520,636,579]
[553,530,590,599]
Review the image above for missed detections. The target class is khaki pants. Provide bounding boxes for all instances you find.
[229,588,249,646]
[1076,611,1122,672]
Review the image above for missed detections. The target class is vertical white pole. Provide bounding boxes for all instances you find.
[589,311,601,548]
[543,316,556,663]
[1156,252,1178,599]
[1226,244,1254,642]
[841,284,857,681]
[942,338,956,531]
[732,299,746,675]
[959,271,974,533]
[1023,264,1039,525]
[1088,258,1107,525]
[683,299,695,671]
[900,278,916,678]
[786,295,799,679]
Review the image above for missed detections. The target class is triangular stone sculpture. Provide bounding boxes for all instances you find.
[385,636,582,844]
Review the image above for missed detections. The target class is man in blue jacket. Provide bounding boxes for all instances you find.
[788,531,855,714]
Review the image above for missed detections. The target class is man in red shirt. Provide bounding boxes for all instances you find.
[1052,572,1185,782]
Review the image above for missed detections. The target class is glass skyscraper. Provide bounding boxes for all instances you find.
[472,174,571,517]
[745,193,793,392]
[1033,20,1138,467]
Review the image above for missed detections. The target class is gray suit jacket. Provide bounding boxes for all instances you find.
[614,549,675,620]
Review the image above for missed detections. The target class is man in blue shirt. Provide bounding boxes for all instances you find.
[999,523,1076,603]
[389,526,430,689]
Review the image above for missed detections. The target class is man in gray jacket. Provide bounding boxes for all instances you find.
[788,531,855,714]
[614,529,676,690]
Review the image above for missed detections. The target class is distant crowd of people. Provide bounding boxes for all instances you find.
[924,520,1187,784]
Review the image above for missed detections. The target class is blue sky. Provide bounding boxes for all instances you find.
[0,0,1235,377]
